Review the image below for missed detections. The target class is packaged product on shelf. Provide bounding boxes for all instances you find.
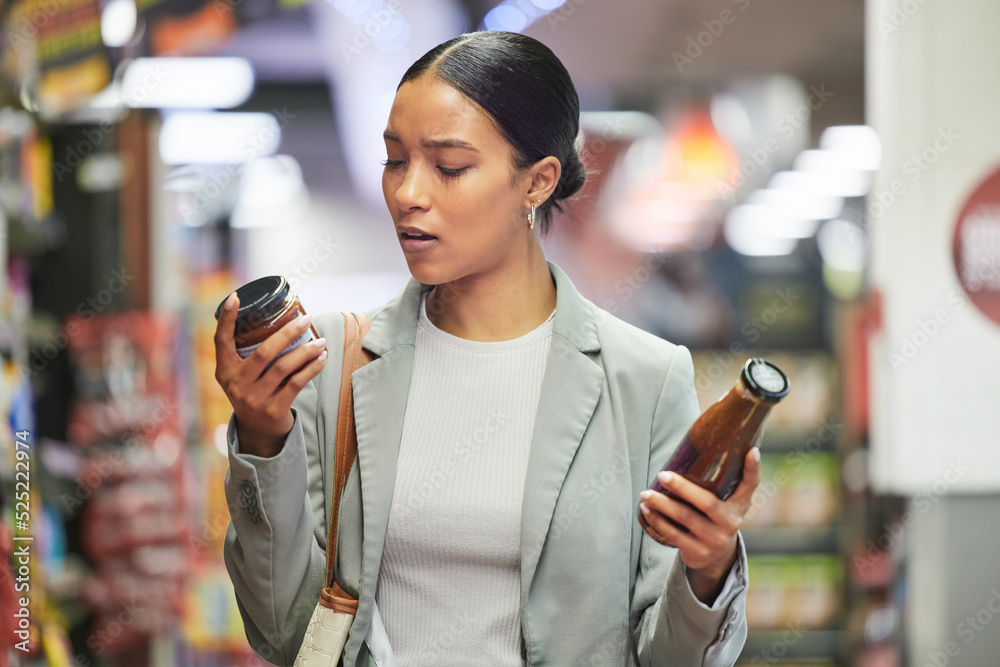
[746,555,843,631]
[65,310,194,656]
[745,556,792,630]
[743,454,784,527]
[792,555,843,628]
[782,454,840,528]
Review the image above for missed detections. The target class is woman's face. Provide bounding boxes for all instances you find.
[381,75,532,286]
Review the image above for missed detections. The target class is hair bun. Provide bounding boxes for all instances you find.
[552,148,586,204]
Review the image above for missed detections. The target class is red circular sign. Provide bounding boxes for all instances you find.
[953,166,1000,326]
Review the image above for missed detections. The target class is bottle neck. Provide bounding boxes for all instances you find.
[690,381,776,451]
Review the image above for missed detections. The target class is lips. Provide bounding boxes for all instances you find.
[398,226,439,254]
[400,231,437,240]
[398,225,438,241]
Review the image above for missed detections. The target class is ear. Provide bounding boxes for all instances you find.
[523,156,561,208]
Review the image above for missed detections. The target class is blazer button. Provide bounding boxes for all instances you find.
[239,481,262,523]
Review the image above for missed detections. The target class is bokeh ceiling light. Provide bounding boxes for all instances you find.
[230,156,308,229]
[101,0,138,47]
[484,4,529,31]
[817,218,867,273]
[122,57,255,109]
[709,92,753,147]
[819,125,882,171]
[794,148,873,177]
[769,169,872,199]
[724,204,801,257]
[482,0,571,31]
[605,108,735,252]
[746,187,844,224]
[236,156,305,210]
[667,110,737,185]
[331,0,413,53]
[159,112,280,165]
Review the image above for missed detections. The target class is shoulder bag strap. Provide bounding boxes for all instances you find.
[325,311,373,587]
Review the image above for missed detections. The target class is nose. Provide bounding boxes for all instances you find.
[393,161,431,212]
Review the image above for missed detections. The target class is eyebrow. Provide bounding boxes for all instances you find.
[382,130,480,152]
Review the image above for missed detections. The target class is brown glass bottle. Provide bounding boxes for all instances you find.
[638,358,789,543]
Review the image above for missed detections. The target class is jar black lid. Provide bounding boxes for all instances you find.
[740,358,790,403]
[214,276,289,320]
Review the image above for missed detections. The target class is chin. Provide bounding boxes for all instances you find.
[402,258,444,286]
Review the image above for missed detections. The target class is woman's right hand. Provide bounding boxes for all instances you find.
[214,292,329,458]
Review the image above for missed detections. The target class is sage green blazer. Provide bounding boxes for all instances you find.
[224,261,748,666]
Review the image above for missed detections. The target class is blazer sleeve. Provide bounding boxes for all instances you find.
[633,345,750,667]
[221,315,344,666]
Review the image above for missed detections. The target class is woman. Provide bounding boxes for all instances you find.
[214,30,758,667]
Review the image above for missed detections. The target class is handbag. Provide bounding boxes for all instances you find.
[294,312,373,666]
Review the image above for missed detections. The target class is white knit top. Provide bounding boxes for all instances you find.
[374,292,555,666]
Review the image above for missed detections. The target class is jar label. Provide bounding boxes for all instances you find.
[236,329,316,360]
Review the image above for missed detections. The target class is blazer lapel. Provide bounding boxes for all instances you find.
[342,276,429,659]
[520,262,605,605]
[341,261,605,658]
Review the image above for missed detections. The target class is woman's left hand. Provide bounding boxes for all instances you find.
[638,448,761,604]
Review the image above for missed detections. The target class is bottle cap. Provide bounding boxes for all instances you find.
[215,276,289,320]
[740,358,790,403]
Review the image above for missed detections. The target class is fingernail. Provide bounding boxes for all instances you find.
[640,490,651,501]
[639,503,651,516]
[317,350,328,362]
[752,448,761,463]
[658,471,673,485]
[297,314,313,328]
[313,337,327,349]
[225,292,237,309]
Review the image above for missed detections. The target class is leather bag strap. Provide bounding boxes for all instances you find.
[325,312,372,587]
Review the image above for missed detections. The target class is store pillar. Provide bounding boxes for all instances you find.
[867,0,1000,663]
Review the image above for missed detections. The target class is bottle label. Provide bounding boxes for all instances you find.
[236,329,316,360]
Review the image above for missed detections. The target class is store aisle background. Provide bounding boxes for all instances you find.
[1,0,999,665]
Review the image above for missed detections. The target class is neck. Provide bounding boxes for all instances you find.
[425,243,556,342]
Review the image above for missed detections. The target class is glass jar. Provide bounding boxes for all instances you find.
[214,276,319,363]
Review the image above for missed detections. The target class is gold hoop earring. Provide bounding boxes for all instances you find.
[528,204,536,230]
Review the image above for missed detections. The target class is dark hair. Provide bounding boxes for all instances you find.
[398,30,585,235]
